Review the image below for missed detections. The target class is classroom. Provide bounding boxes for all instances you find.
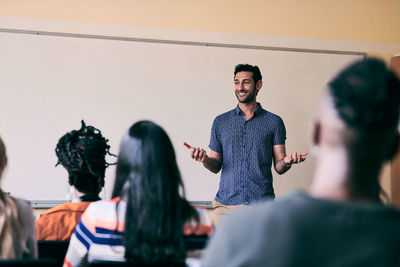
[0,1,400,266]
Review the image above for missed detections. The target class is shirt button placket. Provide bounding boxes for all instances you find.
[243,121,247,203]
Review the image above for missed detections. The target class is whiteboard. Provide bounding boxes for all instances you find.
[0,30,363,203]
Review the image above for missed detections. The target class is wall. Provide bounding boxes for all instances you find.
[1,0,399,203]
[0,0,399,43]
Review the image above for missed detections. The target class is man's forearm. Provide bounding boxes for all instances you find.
[276,158,291,175]
[203,157,222,173]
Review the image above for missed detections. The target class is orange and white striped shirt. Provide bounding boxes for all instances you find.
[64,198,213,267]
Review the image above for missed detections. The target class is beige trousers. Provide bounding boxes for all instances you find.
[211,199,246,225]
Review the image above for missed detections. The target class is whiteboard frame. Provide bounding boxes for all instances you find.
[0,25,365,207]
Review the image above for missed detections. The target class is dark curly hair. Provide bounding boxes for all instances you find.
[55,120,115,195]
[328,58,400,131]
[234,64,262,84]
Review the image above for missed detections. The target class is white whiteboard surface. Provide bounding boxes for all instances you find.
[0,30,363,203]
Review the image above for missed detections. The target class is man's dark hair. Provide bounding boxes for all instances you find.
[234,64,262,84]
[55,120,115,195]
[328,58,400,131]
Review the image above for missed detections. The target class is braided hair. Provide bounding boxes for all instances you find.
[55,120,115,195]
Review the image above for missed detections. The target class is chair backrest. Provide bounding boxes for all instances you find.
[89,261,186,267]
[0,258,58,266]
[38,240,70,267]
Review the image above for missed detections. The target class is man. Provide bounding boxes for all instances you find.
[190,64,307,224]
[202,58,400,267]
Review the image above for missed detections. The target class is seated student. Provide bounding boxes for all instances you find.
[202,58,400,267]
[63,120,213,267]
[0,136,37,259]
[36,121,115,241]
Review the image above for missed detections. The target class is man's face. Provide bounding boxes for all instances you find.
[234,71,258,104]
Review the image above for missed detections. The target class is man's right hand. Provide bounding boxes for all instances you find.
[189,147,222,174]
[190,147,208,162]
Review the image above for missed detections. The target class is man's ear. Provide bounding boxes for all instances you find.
[255,80,262,95]
[256,80,263,90]
[312,120,321,146]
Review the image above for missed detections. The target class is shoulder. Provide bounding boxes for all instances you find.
[14,198,32,212]
[81,198,123,223]
[218,192,309,235]
[13,198,35,226]
[84,198,121,215]
[214,108,236,121]
[39,202,91,218]
[13,197,35,228]
[260,108,284,122]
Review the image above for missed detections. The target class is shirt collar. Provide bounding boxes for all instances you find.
[235,103,263,117]
[72,194,101,203]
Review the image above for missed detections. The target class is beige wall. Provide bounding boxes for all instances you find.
[0,0,399,43]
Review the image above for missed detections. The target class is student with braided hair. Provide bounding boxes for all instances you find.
[0,136,37,259]
[36,121,115,241]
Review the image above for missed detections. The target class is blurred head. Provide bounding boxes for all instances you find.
[0,137,29,259]
[113,120,196,263]
[313,58,400,200]
[0,136,7,180]
[55,120,114,195]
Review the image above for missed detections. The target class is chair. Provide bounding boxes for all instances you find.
[0,258,57,266]
[89,261,186,267]
[38,240,70,267]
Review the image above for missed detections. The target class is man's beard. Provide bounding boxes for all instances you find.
[236,88,257,103]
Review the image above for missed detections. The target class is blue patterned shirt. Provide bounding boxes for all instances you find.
[209,104,286,205]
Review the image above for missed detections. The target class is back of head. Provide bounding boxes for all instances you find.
[113,120,196,263]
[326,58,400,200]
[329,58,400,134]
[0,136,29,259]
[234,64,262,84]
[55,121,113,195]
[0,137,7,180]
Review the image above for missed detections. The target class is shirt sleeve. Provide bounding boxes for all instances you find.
[273,116,286,145]
[63,208,94,267]
[209,118,222,153]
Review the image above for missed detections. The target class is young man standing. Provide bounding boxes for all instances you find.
[190,64,307,224]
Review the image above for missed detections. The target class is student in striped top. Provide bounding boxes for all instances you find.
[64,120,213,267]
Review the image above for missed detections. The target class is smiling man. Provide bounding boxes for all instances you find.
[190,64,307,224]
